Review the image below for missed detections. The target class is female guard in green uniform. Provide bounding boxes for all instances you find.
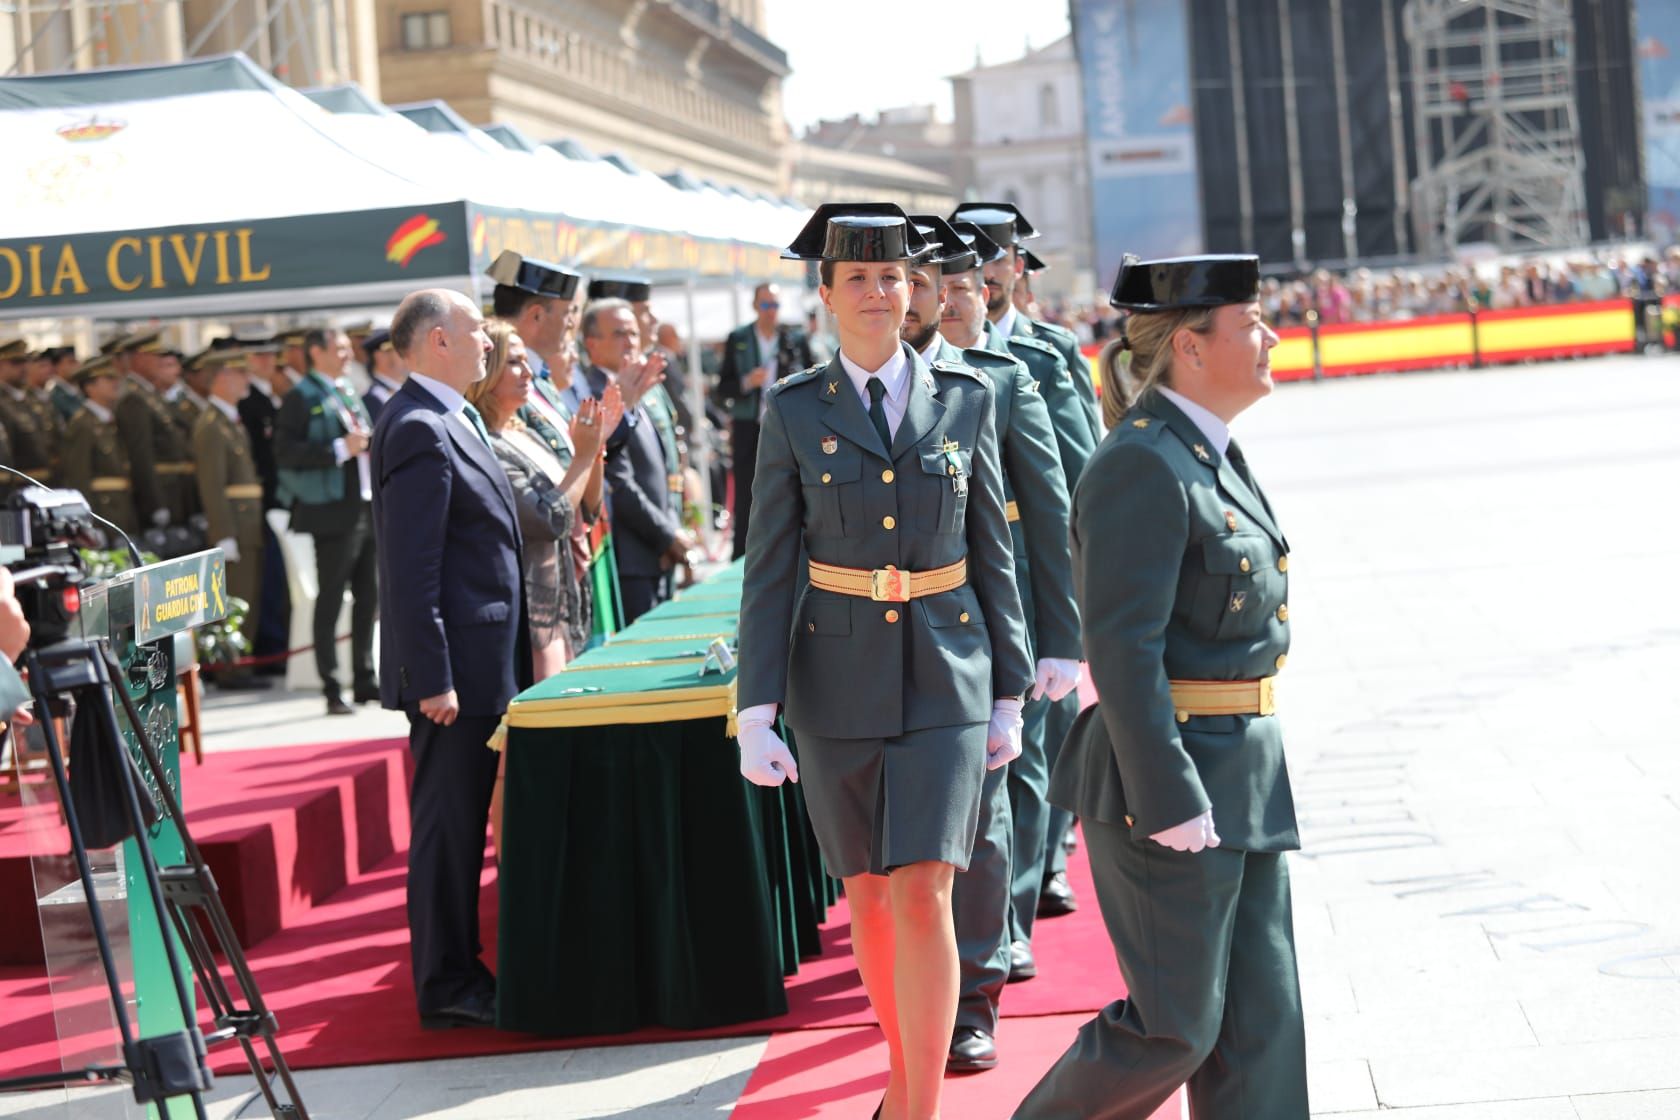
[1016,256,1308,1119]
[736,203,1032,1120]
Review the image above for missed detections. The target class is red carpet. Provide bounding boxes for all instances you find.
[2,732,1131,1099]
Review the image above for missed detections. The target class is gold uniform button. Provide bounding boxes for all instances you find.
[807,622,816,632]
[1275,653,1288,670]
[959,612,970,623]
[882,469,895,483]
[1124,814,1136,827]
[1239,557,1251,573]
[882,515,896,530]
[1278,556,1290,572]
[884,609,900,624]
[1277,604,1289,622]
[821,473,832,484]
[1175,710,1189,724]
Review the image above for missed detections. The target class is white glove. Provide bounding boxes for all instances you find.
[737,703,798,787]
[986,698,1024,771]
[216,537,240,564]
[1031,658,1082,703]
[150,508,170,528]
[1150,809,1221,853]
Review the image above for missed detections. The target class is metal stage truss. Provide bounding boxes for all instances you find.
[1404,0,1590,254]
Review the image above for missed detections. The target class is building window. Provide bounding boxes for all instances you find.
[1039,82,1059,129]
[401,11,451,50]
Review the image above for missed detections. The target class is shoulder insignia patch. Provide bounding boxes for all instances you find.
[931,359,986,383]
[1132,418,1151,429]
[1007,336,1060,358]
[768,366,820,394]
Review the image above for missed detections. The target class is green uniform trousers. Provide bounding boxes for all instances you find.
[952,761,1012,1033]
[1039,692,1080,884]
[1007,691,1053,944]
[1014,820,1308,1119]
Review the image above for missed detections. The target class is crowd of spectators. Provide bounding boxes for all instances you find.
[1035,245,1680,344]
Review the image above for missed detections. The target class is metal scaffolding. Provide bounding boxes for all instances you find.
[1404,0,1589,255]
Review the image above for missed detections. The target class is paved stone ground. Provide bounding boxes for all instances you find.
[5,355,1679,1117]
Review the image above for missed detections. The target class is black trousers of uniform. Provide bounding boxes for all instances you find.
[407,711,501,1012]
[618,574,667,625]
[311,506,377,698]
[730,417,760,560]
[1014,820,1308,1119]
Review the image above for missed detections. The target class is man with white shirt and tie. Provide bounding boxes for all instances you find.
[274,327,378,715]
[361,329,408,424]
[373,288,531,1032]
[716,281,814,558]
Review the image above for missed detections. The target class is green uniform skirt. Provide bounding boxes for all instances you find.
[791,722,987,878]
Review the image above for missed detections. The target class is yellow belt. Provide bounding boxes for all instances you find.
[156,461,195,475]
[225,483,263,499]
[90,477,131,492]
[808,558,967,603]
[667,472,684,494]
[1005,500,1020,523]
[1169,678,1276,720]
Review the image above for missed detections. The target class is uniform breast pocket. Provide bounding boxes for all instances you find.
[916,445,970,534]
[1192,533,1273,640]
[800,451,862,537]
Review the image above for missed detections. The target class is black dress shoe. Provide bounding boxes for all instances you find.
[352,685,380,704]
[1038,869,1078,918]
[1063,824,1079,854]
[325,695,355,716]
[1007,939,1037,982]
[946,1025,999,1073]
[419,990,495,1030]
[871,1097,883,1119]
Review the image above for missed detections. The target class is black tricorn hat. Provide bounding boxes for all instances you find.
[950,201,1039,249]
[782,202,934,263]
[487,250,582,300]
[1022,248,1048,274]
[907,214,978,274]
[587,274,653,302]
[363,328,393,355]
[947,220,1008,268]
[1110,254,1261,312]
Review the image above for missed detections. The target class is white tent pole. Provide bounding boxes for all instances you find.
[684,275,714,559]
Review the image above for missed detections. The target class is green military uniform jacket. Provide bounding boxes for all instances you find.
[193,402,264,634]
[0,385,56,484]
[171,388,207,446]
[115,376,194,523]
[930,338,1078,662]
[1011,313,1102,446]
[738,343,1033,738]
[46,379,81,422]
[61,406,140,535]
[1049,389,1299,852]
[983,321,1096,491]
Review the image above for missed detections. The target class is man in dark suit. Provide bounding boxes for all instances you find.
[715,282,814,558]
[582,299,694,624]
[372,288,531,1031]
[274,327,378,714]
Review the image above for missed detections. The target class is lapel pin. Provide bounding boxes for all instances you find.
[1194,443,1210,461]
[826,381,839,396]
[820,435,837,455]
[1229,592,1247,613]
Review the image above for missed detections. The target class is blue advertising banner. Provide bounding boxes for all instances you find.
[1072,0,1203,281]
[1639,6,1680,242]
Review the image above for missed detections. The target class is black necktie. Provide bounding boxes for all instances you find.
[1226,439,1255,490]
[866,377,892,454]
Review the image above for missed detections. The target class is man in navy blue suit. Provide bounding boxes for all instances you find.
[372,288,531,1030]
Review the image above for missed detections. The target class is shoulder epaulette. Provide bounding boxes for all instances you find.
[930,358,986,383]
[1118,413,1166,440]
[959,347,1023,374]
[1033,319,1079,345]
[767,365,821,394]
[1006,335,1061,359]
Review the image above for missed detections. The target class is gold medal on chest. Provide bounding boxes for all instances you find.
[820,435,837,455]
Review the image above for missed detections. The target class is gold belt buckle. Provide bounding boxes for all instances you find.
[1257,677,1276,716]
[870,568,909,602]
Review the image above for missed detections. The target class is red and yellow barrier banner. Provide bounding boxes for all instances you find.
[1316,312,1478,376]
[1475,298,1636,363]
[1270,326,1315,382]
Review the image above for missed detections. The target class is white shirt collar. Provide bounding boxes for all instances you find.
[251,378,279,405]
[210,395,241,423]
[371,373,403,394]
[837,344,910,409]
[283,365,304,387]
[1157,386,1231,456]
[180,386,207,409]
[994,304,1020,341]
[407,371,467,414]
[84,399,114,423]
[919,334,944,364]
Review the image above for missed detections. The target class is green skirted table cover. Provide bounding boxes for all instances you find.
[496,560,835,1036]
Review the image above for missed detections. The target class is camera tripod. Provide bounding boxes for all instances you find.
[1,636,308,1119]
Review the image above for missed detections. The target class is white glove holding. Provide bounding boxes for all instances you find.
[736,703,798,787]
[986,698,1024,771]
[1031,658,1083,703]
[216,537,240,565]
[1150,809,1221,853]
[150,508,170,528]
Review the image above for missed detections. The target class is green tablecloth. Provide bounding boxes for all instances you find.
[496,561,834,1037]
